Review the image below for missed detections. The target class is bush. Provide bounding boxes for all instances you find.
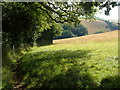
[94,31,105,34]
[54,23,88,39]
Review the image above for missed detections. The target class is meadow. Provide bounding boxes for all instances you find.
[2,30,119,89]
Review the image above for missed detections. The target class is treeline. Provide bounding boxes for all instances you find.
[101,19,119,31]
[104,20,118,30]
[54,23,88,39]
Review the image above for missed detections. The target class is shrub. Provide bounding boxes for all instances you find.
[94,31,105,34]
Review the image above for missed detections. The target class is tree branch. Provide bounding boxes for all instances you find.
[38,2,78,23]
[37,6,64,23]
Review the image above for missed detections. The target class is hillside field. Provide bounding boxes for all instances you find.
[81,20,111,34]
[3,30,119,89]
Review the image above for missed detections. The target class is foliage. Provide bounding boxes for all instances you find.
[54,22,88,39]
[104,20,118,30]
[94,31,105,34]
[2,2,50,50]
[36,22,63,46]
[39,2,119,23]
[72,24,88,36]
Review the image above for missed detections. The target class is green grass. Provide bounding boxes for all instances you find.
[17,31,119,88]
[2,31,119,89]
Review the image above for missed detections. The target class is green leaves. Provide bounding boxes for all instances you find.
[2,2,52,49]
[54,22,88,39]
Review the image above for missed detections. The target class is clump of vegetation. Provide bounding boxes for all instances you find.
[54,22,88,39]
[103,20,118,30]
[94,31,105,34]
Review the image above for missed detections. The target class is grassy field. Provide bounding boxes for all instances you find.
[81,20,111,34]
[3,30,119,89]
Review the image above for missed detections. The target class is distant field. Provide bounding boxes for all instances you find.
[81,20,111,34]
[8,30,118,88]
[53,30,118,44]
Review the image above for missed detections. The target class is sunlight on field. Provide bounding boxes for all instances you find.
[32,30,118,52]
[21,30,119,88]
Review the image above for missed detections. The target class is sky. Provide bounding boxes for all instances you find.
[95,6,119,20]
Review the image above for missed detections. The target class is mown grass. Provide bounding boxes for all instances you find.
[2,31,119,89]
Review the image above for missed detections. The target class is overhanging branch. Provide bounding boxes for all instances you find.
[38,2,79,23]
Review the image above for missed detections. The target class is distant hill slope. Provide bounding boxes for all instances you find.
[81,20,111,34]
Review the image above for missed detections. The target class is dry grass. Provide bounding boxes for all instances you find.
[81,20,111,34]
[53,30,118,44]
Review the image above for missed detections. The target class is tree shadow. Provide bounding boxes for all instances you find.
[4,49,119,89]
[2,47,13,67]
[99,75,120,88]
[17,49,99,88]
[2,46,23,89]
[40,66,98,88]
[19,49,92,76]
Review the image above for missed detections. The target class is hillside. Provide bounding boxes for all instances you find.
[81,20,111,34]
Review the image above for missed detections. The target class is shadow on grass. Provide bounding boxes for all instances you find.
[2,47,13,67]
[3,48,120,89]
[40,66,98,88]
[100,75,120,88]
[17,49,99,88]
[2,46,22,89]
[11,49,120,89]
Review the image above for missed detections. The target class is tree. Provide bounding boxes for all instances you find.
[104,20,118,31]
[2,2,52,51]
[54,22,88,39]
[72,24,88,36]
[36,22,63,46]
[37,2,119,23]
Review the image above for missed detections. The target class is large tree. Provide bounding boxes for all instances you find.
[2,2,52,50]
